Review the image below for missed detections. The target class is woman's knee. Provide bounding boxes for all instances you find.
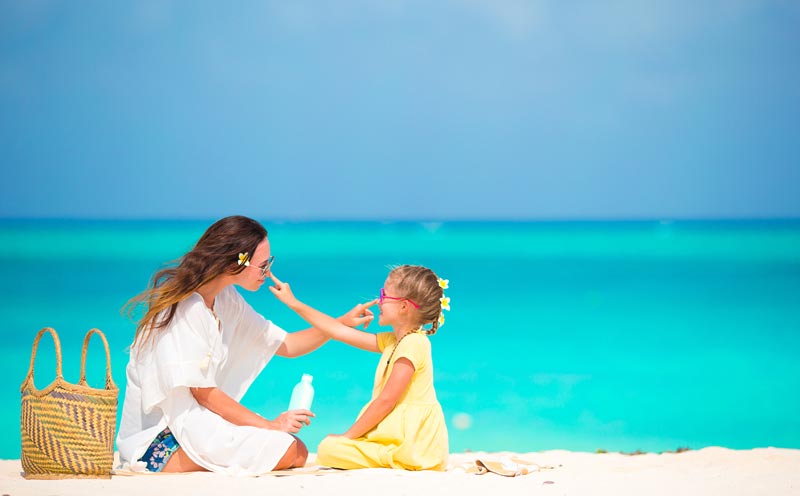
[274,437,308,470]
[293,437,308,467]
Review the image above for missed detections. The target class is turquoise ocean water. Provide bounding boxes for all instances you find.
[1,220,799,459]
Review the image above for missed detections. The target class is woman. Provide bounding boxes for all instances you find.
[116,216,373,475]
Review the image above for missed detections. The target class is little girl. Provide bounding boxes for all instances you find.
[269,264,449,471]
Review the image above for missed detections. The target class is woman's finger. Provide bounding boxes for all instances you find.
[356,315,375,329]
[269,273,284,287]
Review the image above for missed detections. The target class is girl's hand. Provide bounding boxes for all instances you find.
[268,273,299,308]
[273,409,315,433]
[339,299,378,329]
[325,433,351,440]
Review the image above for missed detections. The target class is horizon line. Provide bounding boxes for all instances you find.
[1,216,799,224]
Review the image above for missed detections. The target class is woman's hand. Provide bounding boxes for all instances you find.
[268,273,300,308]
[339,299,378,329]
[272,409,315,433]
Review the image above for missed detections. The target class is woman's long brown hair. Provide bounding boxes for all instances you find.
[123,215,268,350]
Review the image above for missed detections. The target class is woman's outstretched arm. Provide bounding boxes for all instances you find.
[269,273,380,353]
[276,327,328,358]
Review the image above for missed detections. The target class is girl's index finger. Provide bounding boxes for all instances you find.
[363,298,379,309]
[269,273,283,286]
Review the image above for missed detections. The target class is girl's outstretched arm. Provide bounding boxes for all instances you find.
[269,273,380,353]
[277,303,377,357]
[339,358,414,439]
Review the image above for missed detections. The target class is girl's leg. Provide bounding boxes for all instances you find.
[317,435,385,469]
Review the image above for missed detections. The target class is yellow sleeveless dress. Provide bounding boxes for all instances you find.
[316,332,449,470]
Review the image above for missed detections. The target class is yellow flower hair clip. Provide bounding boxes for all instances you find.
[435,276,450,329]
[238,252,251,267]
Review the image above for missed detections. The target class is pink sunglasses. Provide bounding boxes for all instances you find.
[379,288,420,308]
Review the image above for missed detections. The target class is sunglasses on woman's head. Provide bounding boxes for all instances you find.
[379,287,420,308]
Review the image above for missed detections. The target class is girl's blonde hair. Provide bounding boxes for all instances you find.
[123,215,267,351]
[388,265,444,335]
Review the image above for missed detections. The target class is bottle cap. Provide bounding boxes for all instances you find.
[302,373,313,383]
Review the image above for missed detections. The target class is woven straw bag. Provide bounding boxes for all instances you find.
[20,327,118,479]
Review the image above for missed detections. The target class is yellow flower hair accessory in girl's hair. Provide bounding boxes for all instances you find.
[436,277,450,328]
[238,252,251,267]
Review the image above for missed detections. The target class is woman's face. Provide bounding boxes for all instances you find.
[235,238,272,291]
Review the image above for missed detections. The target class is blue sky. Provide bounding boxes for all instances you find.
[1,1,798,220]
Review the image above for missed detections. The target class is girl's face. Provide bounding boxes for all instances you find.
[378,277,411,327]
[234,238,272,291]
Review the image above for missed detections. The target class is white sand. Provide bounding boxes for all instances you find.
[2,448,798,496]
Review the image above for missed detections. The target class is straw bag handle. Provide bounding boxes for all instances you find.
[22,327,64,390]
[79,328,117,390]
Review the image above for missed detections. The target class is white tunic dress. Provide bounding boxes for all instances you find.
[116,285,294,475]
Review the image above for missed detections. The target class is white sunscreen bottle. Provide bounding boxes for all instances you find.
[288,373,314,411]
